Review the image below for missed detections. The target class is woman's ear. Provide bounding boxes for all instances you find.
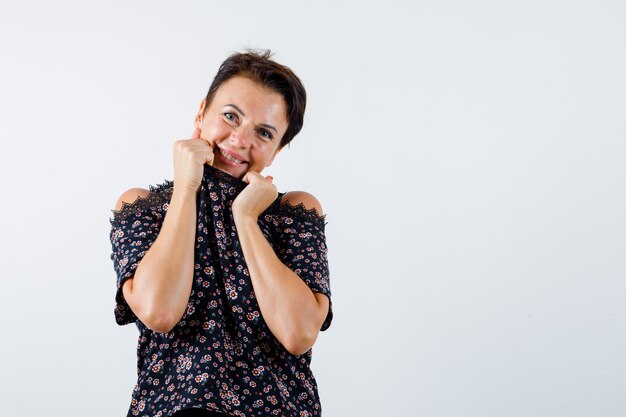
[194,99,207,129]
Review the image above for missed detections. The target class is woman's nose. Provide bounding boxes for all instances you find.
[229,126,253,148]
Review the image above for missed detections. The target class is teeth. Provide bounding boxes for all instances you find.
[220,149,243,164]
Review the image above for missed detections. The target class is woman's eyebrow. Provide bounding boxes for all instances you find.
[225,104,246,116]
[259,123,277,134]
[225,104,277,133]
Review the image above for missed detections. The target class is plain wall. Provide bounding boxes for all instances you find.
[0,1,624,416]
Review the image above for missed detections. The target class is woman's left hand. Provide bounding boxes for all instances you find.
[232,172,278,220]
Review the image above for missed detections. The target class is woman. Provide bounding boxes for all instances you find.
[109,50,333,417]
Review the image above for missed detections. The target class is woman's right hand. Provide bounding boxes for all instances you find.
[173,128,214,194]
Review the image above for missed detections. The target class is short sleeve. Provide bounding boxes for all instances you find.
[109,190,170,326]
[273,205,333,331]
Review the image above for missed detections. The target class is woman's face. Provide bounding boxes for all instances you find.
[195,76,289,179]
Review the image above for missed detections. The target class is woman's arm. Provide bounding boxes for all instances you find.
[115,186,197,333]
[116,129,213,333]
[233,175,330,356]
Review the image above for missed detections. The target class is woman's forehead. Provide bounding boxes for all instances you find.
[213,76,288,122]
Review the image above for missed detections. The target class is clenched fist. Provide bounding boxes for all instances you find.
[173,128,215,194]
[232,172,278,220]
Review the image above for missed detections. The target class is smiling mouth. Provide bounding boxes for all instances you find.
[218,148,247,165]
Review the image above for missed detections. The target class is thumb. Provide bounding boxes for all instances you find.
[191,127,201,139]
[265,175,274,183]
[241,171,252,184]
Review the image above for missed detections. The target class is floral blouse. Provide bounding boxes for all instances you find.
[109,164,332,417]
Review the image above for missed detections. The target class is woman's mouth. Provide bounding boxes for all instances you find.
[218,148,247,166]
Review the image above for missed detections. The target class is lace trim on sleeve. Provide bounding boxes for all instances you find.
[276,199,327,226]
[109,180,174,226]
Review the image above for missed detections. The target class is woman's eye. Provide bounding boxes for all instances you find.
[258,129,273,140]
[223,112,238,122]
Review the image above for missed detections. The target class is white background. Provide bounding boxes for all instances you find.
[0,1,624,416]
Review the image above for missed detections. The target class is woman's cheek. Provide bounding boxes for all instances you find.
[204,125,229,144]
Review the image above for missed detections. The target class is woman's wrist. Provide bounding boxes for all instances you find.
[233,211,259,228]
[171,185,197,204]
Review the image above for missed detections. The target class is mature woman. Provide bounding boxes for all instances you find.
[109,50,333,417]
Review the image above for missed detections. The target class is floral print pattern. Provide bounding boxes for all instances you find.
[109,165,332,417]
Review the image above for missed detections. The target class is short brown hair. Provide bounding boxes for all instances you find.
[203,49,307,148]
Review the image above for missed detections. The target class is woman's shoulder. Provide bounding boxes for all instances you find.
[280,191,324,217]
[114,188,151,212]
[110,181,174,225]
[274,191,326,226]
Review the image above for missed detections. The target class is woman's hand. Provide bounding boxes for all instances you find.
[232,172,278,220]
[173,128,215,194]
